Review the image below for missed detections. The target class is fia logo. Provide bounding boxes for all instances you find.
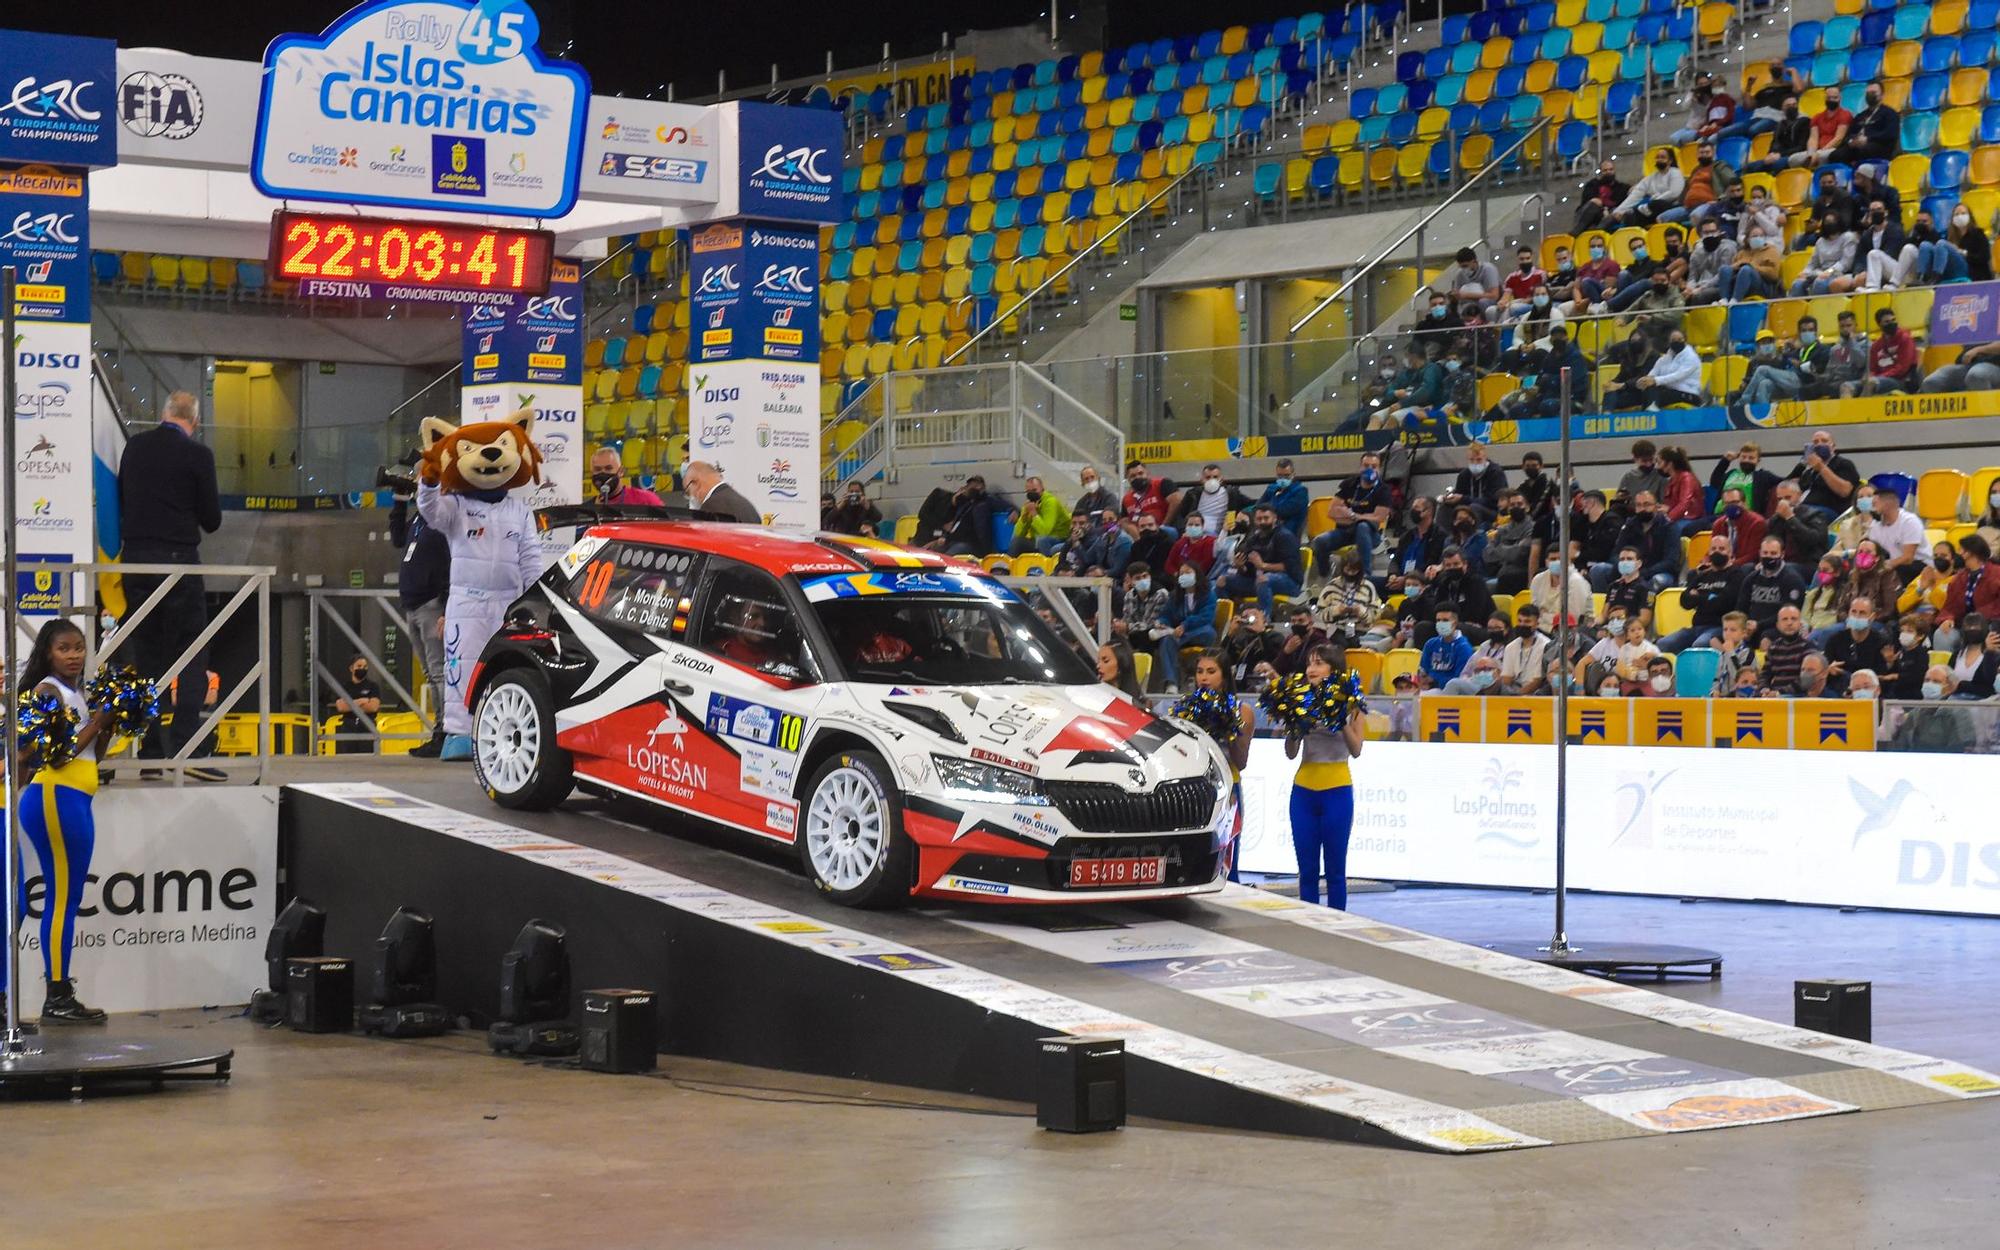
[118,71,202,140]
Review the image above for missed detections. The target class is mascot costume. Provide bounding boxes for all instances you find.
[417,409,547,761]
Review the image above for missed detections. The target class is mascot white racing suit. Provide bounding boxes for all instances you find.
[417,483,546,738]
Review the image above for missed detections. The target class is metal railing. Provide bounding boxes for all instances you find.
[21,561,277,784]
[999,574,1116,648]
[306,589,438,754]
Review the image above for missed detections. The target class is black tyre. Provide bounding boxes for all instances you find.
[799,748,913,908]
[472,667,574,811]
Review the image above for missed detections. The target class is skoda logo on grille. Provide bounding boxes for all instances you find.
[1128,768,1145,786]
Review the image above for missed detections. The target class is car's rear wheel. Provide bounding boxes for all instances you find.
[473,668,574,810]
[800,749,912,908]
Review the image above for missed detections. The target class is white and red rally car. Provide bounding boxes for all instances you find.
[466,521,1235,906]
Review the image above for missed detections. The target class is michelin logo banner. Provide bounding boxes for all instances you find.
[685,358,819,529]
[251,0,589,217]
[687,221,821,363]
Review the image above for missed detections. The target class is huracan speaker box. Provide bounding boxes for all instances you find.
[1796,979,1871,1043]
[1036,1035,1125,1133]
[286,957,354,1034]
[580,989,657,1074]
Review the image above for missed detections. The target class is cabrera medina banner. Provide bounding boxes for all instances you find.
[251,0,589,217]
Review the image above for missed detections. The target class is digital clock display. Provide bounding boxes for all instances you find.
[269,211,555,295]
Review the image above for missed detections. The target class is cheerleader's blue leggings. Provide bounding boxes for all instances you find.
[1289,783,1355,909]
[17,776,97,982]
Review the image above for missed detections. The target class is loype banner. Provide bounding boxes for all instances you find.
[251,0,589,217]
[0,28,119,167]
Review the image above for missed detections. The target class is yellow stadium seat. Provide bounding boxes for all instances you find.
[1380,648,1421,688]
[1684,530,1713,570]
[1133,652,1152,690]
[1916,469,1968,522]
[1704,357,1747,400]
[1328,118,1360,151]
[1683,305,1726,352]
[1969,466,2000,511]
[1884,41,1920,78]
[1346,648,1384,694]
[1653,588,1692,636]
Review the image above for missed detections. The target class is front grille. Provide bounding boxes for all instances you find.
[1042,778,1216,834]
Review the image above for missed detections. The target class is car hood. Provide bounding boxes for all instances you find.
[839,682,1221,788]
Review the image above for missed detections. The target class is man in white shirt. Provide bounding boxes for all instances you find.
[1499,604,1554,695]
[1636,331,1705,407]
[1530,548,1594,626]
[1864,485,1925,575]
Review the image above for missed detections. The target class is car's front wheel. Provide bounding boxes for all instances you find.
[473,668,574,810]
[800,749,912,908]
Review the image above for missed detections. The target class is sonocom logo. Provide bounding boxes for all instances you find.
[696,264,739,294]
[754,143,832,185]
[2,75,102,122]
[2,211,80,245]
[755,264,815,295]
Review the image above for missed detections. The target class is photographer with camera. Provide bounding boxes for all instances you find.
[385,453,452,757]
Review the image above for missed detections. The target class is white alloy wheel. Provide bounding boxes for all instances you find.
[477,681,542,795]
[805,766,887,892]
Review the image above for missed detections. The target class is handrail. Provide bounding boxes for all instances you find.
[93,299,180,411]
[90,353,134,438]
[1019,363,1123,463]
[942,157,1206,366]
[1287,115,1552,336]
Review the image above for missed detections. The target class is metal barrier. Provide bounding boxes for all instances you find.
[306,588,437,754]
[998,574,1115,651]
[23,561,276,784]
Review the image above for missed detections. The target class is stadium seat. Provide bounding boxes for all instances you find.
[1916,468,1968,521]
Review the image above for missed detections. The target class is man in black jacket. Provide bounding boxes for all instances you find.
[1572,158,1629,233]
[1764,479,1831,573]
[1312,450,1397,578]
[389,483,452,756]
[1167,462,1255,537]
[1594,490,1680,591]
[117,391,225,778]
[1828,83,1900,167]
[1743,96,1812,173]
[1659,532,1744,652]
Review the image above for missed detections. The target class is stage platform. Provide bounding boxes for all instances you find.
[283,779,2000,1153]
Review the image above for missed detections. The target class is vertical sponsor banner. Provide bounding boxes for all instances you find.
[746,222,821,362]
[459,257,582,511]
[685,358,819,528]
[731,100,845,223]
[687,220,745,363]
[16,788,276,1012]
[0,29,119,166]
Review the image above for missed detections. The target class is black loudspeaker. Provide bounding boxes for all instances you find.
[580,989,657,1074]
[1036,1035,1125,1133]
[1796,979,1871,1042]
[286,956,354,1033]
[359,907,451,1038]
[487,920,578,1057]
[252,898,326,1022]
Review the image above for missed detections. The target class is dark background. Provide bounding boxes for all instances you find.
[38,1,1384,101]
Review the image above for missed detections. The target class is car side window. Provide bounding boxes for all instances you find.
[692,563,811,682]
[567,541,705,637]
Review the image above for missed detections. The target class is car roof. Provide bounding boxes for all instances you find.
[588,522,975,578]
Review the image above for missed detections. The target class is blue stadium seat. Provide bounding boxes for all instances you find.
[1388,111,1419,142]
[1973,0,2000,31]
[1556,120,1595,163]
[1822,16,1859,49]
[1932,150,1969,190]
[1397,50,1424,83]
[90,250,120,284]
[1309,155,1339,196]
[1982,103,2000,142]
[1556,56,1588,91]
[1903,112,1941,149]
[1894,5,1933,41]
[1351,86,1379,119]
[1716,135,1750,169]
[1964,31,1998,65]
[1495,66,1526,98]
[1848,45,1884,83]
[1726,301,1767,351]
[1920,38,1959,75]
[1448,102,1480,134]
[1788,20,1822,55]
[1911,73,1949,111]
[1253,162,1282,201]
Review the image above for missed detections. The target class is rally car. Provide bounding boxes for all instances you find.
[464,521,1236,907]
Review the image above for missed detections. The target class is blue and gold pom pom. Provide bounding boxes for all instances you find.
[85,665,164,737]
[18,688,80,770]
[1168,686,1241,746]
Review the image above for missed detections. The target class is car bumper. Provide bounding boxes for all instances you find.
[920,870,1230,904]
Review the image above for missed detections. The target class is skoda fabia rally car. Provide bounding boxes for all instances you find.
[465,521,1236,907]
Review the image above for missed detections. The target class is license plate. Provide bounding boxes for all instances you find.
[1068,856,1167,888]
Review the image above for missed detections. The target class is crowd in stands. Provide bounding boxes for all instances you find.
[896,439,2000,750]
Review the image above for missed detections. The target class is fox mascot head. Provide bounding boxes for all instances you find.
[418,409,543,493]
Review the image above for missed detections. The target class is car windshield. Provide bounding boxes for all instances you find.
[813,592,1096,686]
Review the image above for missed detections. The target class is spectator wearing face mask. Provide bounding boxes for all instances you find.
[1634,655,1678,698]
[1940,535,2000,630]
[1846,307,1920,397]
[1727,228,1785,302]
[1221,607,1283,690]
[1659,141,1734,226]
[824,479,882,537]
[1790,213,1857,296]
[1066,508,1132,579]
[1447,247,1502,316]
[1573,159,1630,232]
[1859,209,1965,290]
[1887,667,1981,752]
[1744,95,1813,173]
[1312,450,1397,578]
[1660,533,1744,652]
[1611,494,1681,590]
[1442,653,1504,696]
[1976,486,2000,551]
[1116,560,1169,638]
[1828,81,1900,167]
[1597,545,1659,632]
[1441,443,1507,524]
[1388,496,1447,593]
[1737,330,1803,406]
[1820,594,1885,693]
[1864,487,1925,575]
[1499,247,1548,321]
[1613,328,1702,410]
[1707,612,1757,693]
[1710,487,1765,565]
[1738,537,1807,635]
[1531,547,1595,630]
[1829,482,1877,554]
[1150,564,1219,693]
[1765,480,1830,570]
[1802,554,1848,635]
[1073,466,1115,519]
[1221,503,1304,616]
[1682,217,1738,303]
[1900,542,1961,618]
[1948,206,1994,282]
[1612,149,1687,228]
[1669,74,1735,144]
[1570,235,1623,313]
[1496,605,1555,695]
[1948,614,1998,699]
[1782,430,1862,521]
[1654,445,1704,531]
[1415,546,1497,645]
[1168,463,1252,539]
[1485,491,1535,594]
[1833,539,1903,640]
[1613,271,1687,340]
[1270,604,1330,679]
[1315,554,1384,642]
[1378,344,1446,431]
[1007,475,1073,556]
[1127,512,1175,576]
[1418,608,1473,689]
[1882,628,1931,699]
[1121,459,1174,531]
[1163,514,1218,581]
[1254,458,1310,535]
[1711,442,1781,515]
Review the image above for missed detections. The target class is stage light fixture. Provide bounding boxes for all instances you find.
[358,907,452,1038]
[251,898,325,1022]
[1036,1035,1125,1134]
[487,919,579,1057]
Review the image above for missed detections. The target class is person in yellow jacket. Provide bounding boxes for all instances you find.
[1008,475,1073,557]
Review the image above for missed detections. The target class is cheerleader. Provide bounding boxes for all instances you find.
[15,620,113,1024]
[1176,651,1254,880]
[1284,642,1366,909]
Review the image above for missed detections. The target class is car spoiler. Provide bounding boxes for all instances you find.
[533,503,740,531]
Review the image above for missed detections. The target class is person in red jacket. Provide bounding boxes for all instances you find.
[1850,306,1919,397]
[1713,486,1768,564]
[1120,458,1173,531]
[1942,534,2000,627]
[1658,444,1705,532]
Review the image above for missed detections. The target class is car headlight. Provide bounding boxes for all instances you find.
[931,754,1043,803]
[1205,755,1226,792]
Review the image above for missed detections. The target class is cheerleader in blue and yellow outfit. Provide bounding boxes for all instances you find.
[1169,651,1255,880]
[1279,643,1367,909]
[15,620,113,1024]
